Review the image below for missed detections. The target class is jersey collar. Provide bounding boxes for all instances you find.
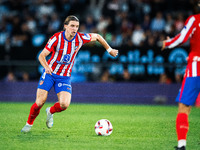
[63,31,77,42]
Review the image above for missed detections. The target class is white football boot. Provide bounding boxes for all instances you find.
[21,123,32,133]
[46,107,53,128]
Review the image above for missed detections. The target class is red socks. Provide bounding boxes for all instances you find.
[176,113,189,141]
[50,102,67,114]
[26,102,66,125]
[27,103,42,125]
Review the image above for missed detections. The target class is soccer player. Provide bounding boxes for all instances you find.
[21,15,118,132]
[162,11,200,150]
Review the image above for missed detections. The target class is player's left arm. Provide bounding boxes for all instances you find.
[90,33,118,57]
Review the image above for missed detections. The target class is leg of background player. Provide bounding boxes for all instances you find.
[175,103,191,149]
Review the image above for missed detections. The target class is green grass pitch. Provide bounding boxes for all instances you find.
[0,102,199,150]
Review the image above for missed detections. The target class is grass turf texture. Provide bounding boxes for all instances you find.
[0,102,199,150]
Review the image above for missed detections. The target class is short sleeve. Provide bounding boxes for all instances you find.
[79,33,91,44]
[45,34,58,52]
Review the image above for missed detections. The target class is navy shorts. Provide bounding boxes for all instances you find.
[38,72,72,94]
[176,76,200,106]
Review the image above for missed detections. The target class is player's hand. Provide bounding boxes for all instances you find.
[161,41,166,51]
[161,36,170,51]
[109,49,119,57]
[45,67,53,75]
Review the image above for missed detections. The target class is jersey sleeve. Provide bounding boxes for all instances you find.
[79,33,92,44]
[165,15,196,49]
[45,34,58,52]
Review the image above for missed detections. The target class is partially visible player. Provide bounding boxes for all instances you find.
[21,15,118,132]
[162,9,200,150]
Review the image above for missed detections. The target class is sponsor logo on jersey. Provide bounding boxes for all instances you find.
[56,54,71,65]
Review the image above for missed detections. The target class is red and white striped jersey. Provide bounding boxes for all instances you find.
[45,31,91,76]
[165,14,200,77]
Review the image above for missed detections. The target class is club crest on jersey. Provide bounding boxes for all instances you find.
[56,54,71,65]
[74,46,79,50]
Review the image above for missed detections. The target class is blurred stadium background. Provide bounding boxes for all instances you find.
[1,0,200,105]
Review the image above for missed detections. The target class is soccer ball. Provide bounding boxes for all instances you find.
[94,119,113,136]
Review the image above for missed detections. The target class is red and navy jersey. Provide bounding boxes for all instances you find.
[165,14,200,77]
[45,31,91,76]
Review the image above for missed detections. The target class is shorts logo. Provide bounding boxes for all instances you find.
[58,83,71,88]
[39,80,44,85]
[58,83,62,87]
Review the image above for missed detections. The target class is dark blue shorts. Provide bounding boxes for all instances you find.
[176,76,200,106]
[38,72,72,94]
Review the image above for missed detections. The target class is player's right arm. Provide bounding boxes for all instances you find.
[40,33,58,75]
[162,15,196,51]
[38,48,53,75]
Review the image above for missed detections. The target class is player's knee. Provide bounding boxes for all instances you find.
[35,97,46,107]
[60,102,70,109]
[178,103,191,115]
[35,101,45,107]
[36,92,47,107]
